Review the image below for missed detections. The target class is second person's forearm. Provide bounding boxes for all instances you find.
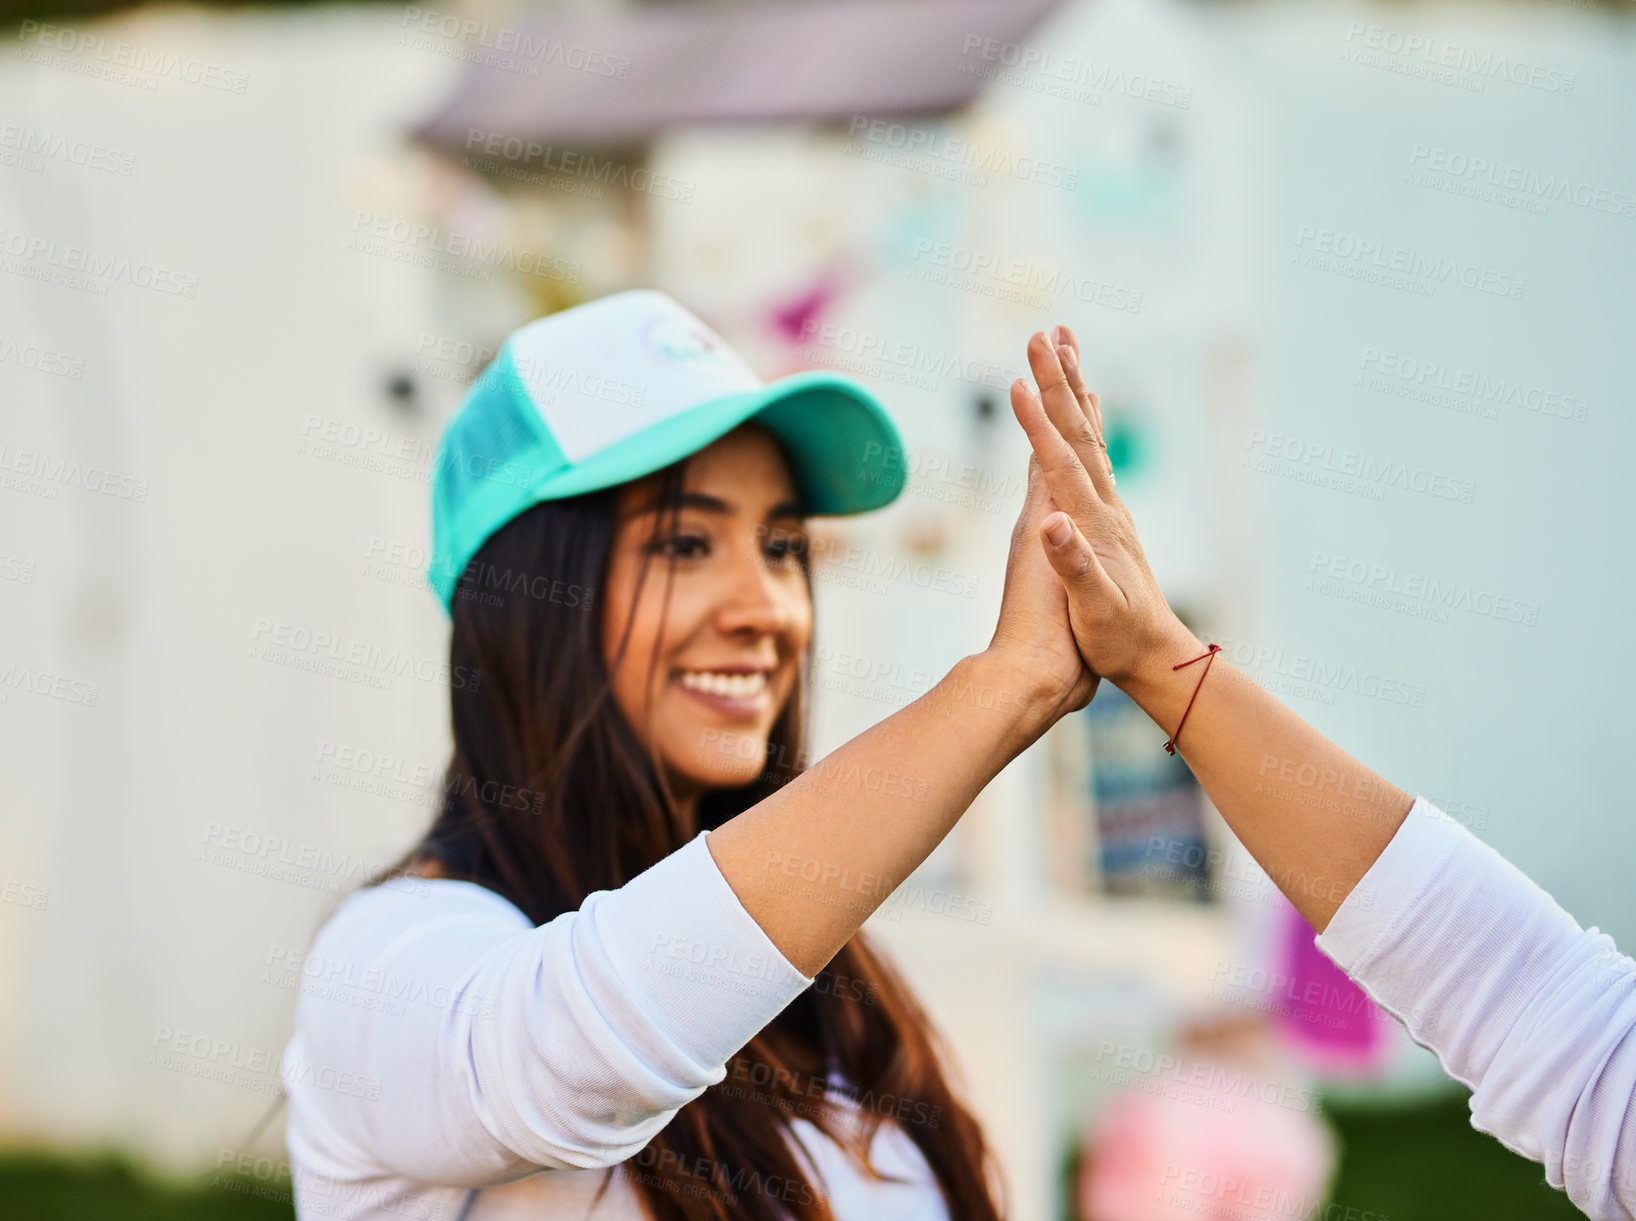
[1120,618,1413,931]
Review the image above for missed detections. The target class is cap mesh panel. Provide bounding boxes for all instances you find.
[437,363,547,515]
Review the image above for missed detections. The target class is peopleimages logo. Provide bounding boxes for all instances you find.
[462,129,694,204]
[0,447,147,501]
[1291,225,1525,300]
[909,239,1144,313]
[0,228,200,298]
[348,211,582,284]
[398,6,632,79]
[957,34,1194,110]
[1341,19,1573,96]
[1306,551,1540,626]
[845,115,1080,191]
[0,337,86,379]
[1357,347,1590,424]
[1242,429,1476,504]
[1407,144,1636,219]
[508,353,647,409]
[1211,636,1427,708]
[0,123,135,175]
[13,19,250,94]
[248,619,483,691]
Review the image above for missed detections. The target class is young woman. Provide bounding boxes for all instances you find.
[1012,327,1636,1221]
[280,290,1096,1220]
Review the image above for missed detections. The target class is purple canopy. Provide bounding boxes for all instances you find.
[412,0,1066,152]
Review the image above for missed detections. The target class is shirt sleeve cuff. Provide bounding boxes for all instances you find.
[587,830,815,1070]
[1315,794,1469,973]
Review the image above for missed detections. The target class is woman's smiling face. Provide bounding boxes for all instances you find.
[602,424,814,810]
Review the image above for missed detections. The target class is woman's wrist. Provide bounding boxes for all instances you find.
[1114,615,1208,720]
[952,648,1066,752]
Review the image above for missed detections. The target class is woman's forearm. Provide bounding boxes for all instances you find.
[1120,617,1413,932]
[708,650,1056,975]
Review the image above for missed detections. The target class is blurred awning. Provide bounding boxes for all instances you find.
[411,0,1067,153]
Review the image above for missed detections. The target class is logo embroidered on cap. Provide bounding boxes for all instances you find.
[638,313,746,374]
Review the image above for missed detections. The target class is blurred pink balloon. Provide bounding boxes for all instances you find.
[1079,1059,1334,1221]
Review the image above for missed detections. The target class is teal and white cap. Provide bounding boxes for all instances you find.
[428,289,906,612]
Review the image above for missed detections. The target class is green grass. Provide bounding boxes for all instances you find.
[0,1149,293,1220]
[0,1093,1595,1221]
[1325,1090,1587,1221]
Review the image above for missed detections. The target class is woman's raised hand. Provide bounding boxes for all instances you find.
[1008,328,1197,686]
[985,449,1100,722]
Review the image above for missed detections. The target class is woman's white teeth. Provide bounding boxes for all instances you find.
[679,670,768,698]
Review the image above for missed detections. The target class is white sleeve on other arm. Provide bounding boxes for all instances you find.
[282,830,814,1190]
[1315,796,1636,1221]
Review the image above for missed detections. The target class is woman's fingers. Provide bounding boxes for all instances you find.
[1048,324,1110,483]
[1025,332,1114,491]
[1051,325,1099,435]
[1009,377,1103,522]
[1010,452,1049,543]
[1024,450,1050,514]
[1086,389,1105,448]
[1055,342,1117,499]
[1026,331,1091,439]
[1053,332,1100,433]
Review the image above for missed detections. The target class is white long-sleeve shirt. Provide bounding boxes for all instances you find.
[279,831,951,1220]
[282,797,1636,1220]
[1317,795,1636,1220]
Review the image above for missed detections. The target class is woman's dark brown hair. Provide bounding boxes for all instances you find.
[385,453,1005,1221]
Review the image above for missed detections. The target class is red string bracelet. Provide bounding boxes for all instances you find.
[1162,644,1221,756]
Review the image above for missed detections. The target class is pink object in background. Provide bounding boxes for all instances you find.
[1078,1059,1334,1221]
[765,267,851,346]
[1273,897,1389,1076]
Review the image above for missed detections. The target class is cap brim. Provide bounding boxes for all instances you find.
[529,370,906,515]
